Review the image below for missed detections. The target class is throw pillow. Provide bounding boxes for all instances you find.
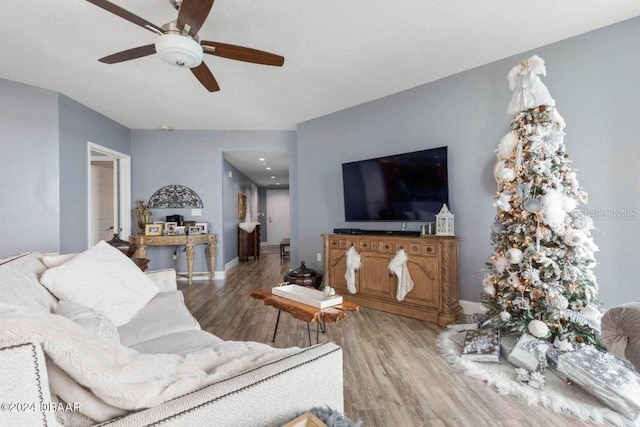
[55,301,120,344]
[43,253,77,268]
[40,241,159,326]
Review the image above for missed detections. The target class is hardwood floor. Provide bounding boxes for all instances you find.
[178,248,597,427]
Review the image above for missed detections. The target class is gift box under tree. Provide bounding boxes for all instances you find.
[461,329,500,363]
[558,346,640,421]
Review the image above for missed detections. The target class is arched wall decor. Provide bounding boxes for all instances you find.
[147,185,204,208]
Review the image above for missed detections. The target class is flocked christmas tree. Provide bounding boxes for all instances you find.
[481,56,602,350]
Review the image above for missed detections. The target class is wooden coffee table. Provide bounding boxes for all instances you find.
[250,288,359,346]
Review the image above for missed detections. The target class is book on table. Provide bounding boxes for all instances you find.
[271,285,343,309]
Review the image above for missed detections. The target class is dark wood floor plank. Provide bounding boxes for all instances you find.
[177,248,599,427]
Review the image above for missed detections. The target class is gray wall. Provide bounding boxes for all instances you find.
[0,81,129,258]
[130,130,296,274]
[0,79,60,257]
[294,17,640,308]
[58,95,131,253]
[223,160,259,265]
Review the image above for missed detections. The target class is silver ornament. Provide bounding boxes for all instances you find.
[523,198,541,213]
[491,221,506,233]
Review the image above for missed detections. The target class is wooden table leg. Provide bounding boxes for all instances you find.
[207,241,216,280]
[185,241,195,285]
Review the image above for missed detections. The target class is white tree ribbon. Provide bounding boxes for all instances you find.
[345,246,361,294]
[388,248,414,301]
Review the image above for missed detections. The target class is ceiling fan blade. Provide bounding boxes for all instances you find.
[176,0,215,37]
[98,44,157,64]
[201,41,284,66]
[85,0,163,34]
[190,62,220,92]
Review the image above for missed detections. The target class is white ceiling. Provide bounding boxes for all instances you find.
[2,1,639,185]
[224,151,289,187]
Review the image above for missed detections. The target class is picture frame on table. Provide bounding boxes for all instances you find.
[145,223,163,236]
[164,222,178,235]
[175,226,186,236]
[195,222,208,234]
[188,225,202,235]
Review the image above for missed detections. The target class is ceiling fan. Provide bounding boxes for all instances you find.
[85,0,284,92]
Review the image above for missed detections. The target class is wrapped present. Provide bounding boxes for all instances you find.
[461,329,500,362]
[506,332,550,372]
[448,331,467,349]
[446,323,479,332]
[500,334,519,359]
[546,347,570,382]
[558,346,640,421]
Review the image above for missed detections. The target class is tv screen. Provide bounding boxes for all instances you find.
[342,146,448,222]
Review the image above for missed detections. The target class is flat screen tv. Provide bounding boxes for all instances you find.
[341,146,448,222]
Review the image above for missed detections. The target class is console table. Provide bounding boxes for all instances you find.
[130,234,216,285]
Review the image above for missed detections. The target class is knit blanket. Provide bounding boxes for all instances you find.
[0,304,300,410]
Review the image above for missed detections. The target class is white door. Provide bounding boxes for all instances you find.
[266,190,290,245]
[87,142,131,249]
[90,160,115,245]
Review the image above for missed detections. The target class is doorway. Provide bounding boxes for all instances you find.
[87,143,131,247]
[90,158,115,244]
[266,189,290,245]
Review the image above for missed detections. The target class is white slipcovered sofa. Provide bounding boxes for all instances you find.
[0,245,343,426]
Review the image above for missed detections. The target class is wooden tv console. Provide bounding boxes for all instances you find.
[322,233,461,326]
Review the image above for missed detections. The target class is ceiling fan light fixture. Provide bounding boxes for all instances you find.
[155,34,203,68]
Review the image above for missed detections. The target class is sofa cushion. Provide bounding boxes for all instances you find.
[42,253,76,268]
[117,291,201,346]
[55,301,120,344]
[130,330,224,355]
[40,241,159,326]
[0,253,57,313]
[144,268,178,292]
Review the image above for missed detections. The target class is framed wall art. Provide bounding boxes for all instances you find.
[238,193,247,220]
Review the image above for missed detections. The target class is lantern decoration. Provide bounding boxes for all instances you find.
[435,204,455,236]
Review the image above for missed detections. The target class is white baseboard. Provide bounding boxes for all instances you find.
[459,299,485,315]
[225,257,239,271]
